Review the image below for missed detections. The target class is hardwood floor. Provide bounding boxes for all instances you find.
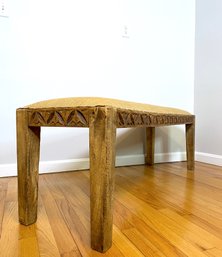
[1,162,222,256]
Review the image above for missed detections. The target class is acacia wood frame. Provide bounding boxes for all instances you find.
[16,106,195,253]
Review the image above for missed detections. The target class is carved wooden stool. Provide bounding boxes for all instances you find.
[16,97,195,252]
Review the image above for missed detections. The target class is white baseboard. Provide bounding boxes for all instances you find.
[2,152,221,178]
[155,152,186,163]
[195,152,222,166]
[0,163,17,178]
[0,151,186,178]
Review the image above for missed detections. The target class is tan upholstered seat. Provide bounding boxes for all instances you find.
[25,97,190,115]
[16,97,195,253]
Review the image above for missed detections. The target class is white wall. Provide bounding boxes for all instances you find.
[0,0,195,176]
[195,0,222,166]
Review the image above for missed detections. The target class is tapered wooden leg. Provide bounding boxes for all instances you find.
[186,122,195,170]
[16,109,41,225]
[89,107,116,253]
[145,127,155,165]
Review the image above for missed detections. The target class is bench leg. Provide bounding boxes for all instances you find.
[186,123,195,170]
[145,127,155,165]
[16,109,40,225]
[89,107,116,252]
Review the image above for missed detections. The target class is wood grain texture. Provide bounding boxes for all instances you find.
[0,178,9,237]
[38,176,81,256]
[19,224,39,257]
[145,127,155,165]
[0,162,222,254]
[0,201,19,257]
[35,196,61,257]
[89,107,116,252]
[1,162,222,256]
[16,109,41,225]
[186,122,195,170]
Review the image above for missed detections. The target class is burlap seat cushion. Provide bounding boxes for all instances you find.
[25,97,190,115]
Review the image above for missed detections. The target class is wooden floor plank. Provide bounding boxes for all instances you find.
[19,233,40,257]
[0,162,222,256]
[112,226,145,257]
[35,196,61,257]
[5,177,17,202]
[0,178,9,238]
[154,164,222,210]
[39,176,82,257]
[116,186,209,257]
[159,208,222,249]
[118,165,222,215]
[113,200,187,257]
[53,173,125,257]
[158,162,222,190]
[122,227,166,257]
[183,213,222,240]
[0,201,19,257]
[118,164,222,233]
[205,247,222,257]
[19,224,40,257]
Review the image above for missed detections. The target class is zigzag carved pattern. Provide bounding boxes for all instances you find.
[29,109,90,127]
[117,112,194,127]
[28,108,194,128]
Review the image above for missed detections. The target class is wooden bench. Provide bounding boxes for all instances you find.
[16,97,195,252]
